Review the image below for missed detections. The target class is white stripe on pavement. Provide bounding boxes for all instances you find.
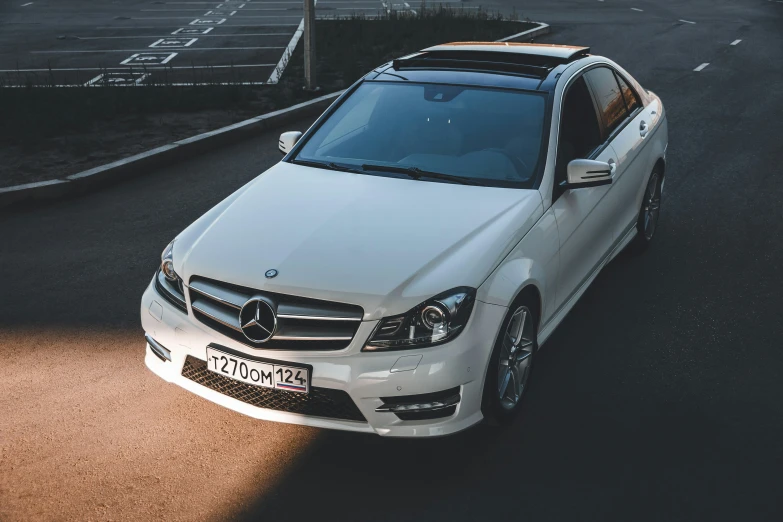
[693,62,709,72]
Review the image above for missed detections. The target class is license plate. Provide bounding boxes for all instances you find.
[205,347,310,394]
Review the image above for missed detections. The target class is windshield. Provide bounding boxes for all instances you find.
[293,82,547,188]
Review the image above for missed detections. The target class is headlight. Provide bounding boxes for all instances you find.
[363,287,476,351]
[161,240,177,281]
[155,239,186,312]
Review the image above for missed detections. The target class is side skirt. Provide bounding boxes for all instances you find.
[538,223,637,347]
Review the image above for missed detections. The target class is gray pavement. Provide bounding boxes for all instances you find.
[2,0,783,520]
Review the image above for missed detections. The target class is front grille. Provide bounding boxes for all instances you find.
[181,356,366,422]
[188,276,364,350]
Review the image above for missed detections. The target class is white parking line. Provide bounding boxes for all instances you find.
[133,15,302,18]
[267,0,316,84]
[189,17,226,24]
[631,7,643,11]
[21,1,33,5]
[693,62,709,72]
[120,52,178,65]
[32,47,285,53]
[75,33,289,39]
[1,64,276,72]
[149,37,198,47]
[679,19,695,24]
[96,24,300,28]
[730,39,742,45]
[171,26,214,34]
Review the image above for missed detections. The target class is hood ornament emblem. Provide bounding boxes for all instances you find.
[265,269,278,279]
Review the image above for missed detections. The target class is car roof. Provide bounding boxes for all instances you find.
[421,42,591,61]
[370,42,593,92]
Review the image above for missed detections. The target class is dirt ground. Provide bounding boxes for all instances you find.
[0,110,261,188]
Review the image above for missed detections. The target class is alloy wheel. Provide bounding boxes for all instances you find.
[643,173,662,240]
[497,306,534,410]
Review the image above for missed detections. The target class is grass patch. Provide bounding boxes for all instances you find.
[0,7,537,185]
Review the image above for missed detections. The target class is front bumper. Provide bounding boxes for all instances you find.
[141,278,506,437]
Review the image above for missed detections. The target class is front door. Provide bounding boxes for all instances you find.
[550,75,618,311]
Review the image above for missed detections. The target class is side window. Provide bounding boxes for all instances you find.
[554,76,602,199]
[585,67,628,135]
[615,73,641,114]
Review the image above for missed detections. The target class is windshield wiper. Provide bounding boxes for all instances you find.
[360,163,480,186]
[294,159,364,174]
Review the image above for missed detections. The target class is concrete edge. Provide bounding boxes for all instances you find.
[0,21,550,210]
[498,22,550,42]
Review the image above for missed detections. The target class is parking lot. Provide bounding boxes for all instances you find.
[0,0,424,86]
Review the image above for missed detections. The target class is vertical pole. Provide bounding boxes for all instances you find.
[303,0,317,90]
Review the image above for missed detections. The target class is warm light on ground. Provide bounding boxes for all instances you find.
[0,327,319,521]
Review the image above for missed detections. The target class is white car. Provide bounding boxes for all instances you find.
[141,43,667,437]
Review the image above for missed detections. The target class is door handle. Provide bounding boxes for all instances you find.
[639,121,649,138]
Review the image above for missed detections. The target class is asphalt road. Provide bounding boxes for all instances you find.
[0,0,402,86]
[2,0,783,520]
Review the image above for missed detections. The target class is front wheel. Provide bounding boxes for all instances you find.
[482,298,538,424]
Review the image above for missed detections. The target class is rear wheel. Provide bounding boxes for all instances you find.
[628,168,663,254]
[482,296,538,424]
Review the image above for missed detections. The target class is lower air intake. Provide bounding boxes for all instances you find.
[181,356,366,422]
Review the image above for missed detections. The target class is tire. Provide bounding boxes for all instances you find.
[628,168,663,254]
[481,293,539,425]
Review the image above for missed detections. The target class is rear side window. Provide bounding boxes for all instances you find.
[616,73,641,114]
[585,67,627,135]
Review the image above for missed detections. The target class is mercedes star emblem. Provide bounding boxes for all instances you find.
[238,297,277,343]
[265,269,278,278]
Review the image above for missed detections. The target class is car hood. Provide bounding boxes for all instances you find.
[175,162,543,320]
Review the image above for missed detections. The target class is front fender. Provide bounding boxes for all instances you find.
[477,207,560,325]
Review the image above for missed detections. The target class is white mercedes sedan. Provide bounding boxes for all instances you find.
[141,43,668,437]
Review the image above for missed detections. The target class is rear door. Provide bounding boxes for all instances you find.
[584,66,651,241]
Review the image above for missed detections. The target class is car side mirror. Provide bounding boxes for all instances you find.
[279,131,302,155]
[562,159,613,189]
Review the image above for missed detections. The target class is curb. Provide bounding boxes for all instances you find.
[0,21,549,211]
[498,22,550,43]
[0,91,343,209]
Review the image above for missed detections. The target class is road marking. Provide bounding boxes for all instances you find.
[96,24,300,28]
[730,39,742,45]
[171,26,214,34]
[631,7,643,11]
[131,15,301,19]
[267,0,317,84]
[189,17,226,23]
[693,62,709,72]
[21,1,33,5]
[149,37,198,47]
[76,32,290,39]
[679,19,695,24]
[3,81,276,88]
[120,52,178,65]
[32,47,284,53]
[1,64,276,72]
[230,10,237,14]
[85,72,149,86]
